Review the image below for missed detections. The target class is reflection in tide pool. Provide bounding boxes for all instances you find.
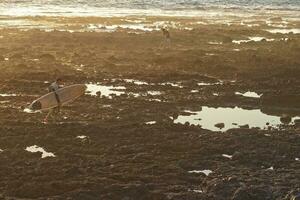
[85,83,126,98]
[174,106,300,132]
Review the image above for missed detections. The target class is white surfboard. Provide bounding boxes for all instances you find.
[28,84,86,111]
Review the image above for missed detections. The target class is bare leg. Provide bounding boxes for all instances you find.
[44,109,53,123]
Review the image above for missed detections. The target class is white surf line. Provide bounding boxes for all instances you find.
[87,24,160,32]
[188,169,212,176]
[232,37,275,44]
[265,28,300,34]
[25,145,55,158]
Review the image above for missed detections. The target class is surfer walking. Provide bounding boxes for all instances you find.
[160,27,171,49]
[43,78,64,123]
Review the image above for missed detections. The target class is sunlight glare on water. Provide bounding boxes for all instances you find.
[174,106,300,131]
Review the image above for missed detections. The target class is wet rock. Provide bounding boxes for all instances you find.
[64,167,83,177]
[10,53,23,60]
[223,36,233,43]
[71,190,101,200]
[261,94,300,108]
[294,119,300,126]
[232,186,272,200]
[39,54,56,61]
[239,124,249,129]
[280,115,291,124]
[215,123,225,129]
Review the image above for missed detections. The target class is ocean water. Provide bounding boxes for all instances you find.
[0,0,299,16]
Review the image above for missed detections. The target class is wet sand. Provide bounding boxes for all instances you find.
[0,15,300,199]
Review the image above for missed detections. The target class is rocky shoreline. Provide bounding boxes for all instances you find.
[0,15,299,199]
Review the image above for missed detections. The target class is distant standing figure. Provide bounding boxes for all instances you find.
[43,78,64,123]
[160,27,171,48]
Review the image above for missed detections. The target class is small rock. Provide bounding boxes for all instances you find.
[215,123,225,129]
[280,115,291,124]
[294,119,300,126]
[239,124,249,129]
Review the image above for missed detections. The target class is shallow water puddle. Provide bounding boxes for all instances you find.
[0,93,17,97]
[148,98,162,102]
[23,108,42,113]
[174,106,300,132]
[191,189,203,193]
[0,149,3,152]
[235,91,262,98]
[188,169,212,176]
[76,135,87,139]
[208,41,223,45]
[123,79,148,85]
[145,121,156,125]
[25,145,55,158]
[266,29,300,34]
[222,154,233,159]
[198,81,222,86]
[159,82,183,88]
[148,91,162,96]
[85,83,126,98]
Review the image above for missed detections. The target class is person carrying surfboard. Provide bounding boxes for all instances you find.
[43,78,64,123]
